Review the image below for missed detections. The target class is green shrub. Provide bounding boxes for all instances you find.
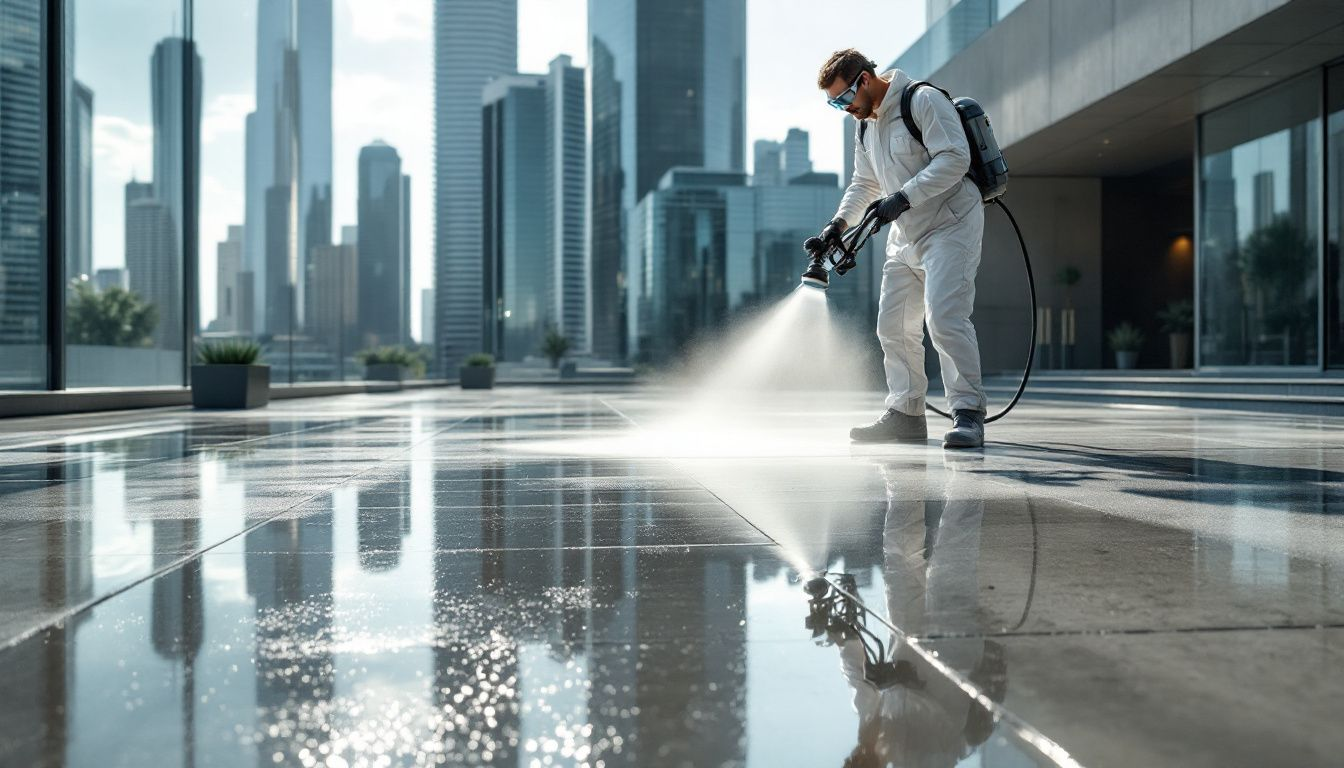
[464,353,495,368]
[1107,322,1144,353]
[356,345,427,377]
[66,282,158,347]
[1157,299,1194,334]
[197,340,262,365]
[540,328,571,368]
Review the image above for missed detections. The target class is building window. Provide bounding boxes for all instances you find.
[1326,62,1344,368]
[1199,72,1322,367]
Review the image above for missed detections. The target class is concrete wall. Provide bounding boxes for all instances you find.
[931,0,1295,149]
[975,177,1104,373]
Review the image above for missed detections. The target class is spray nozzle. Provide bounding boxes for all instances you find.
[800,211,883,290]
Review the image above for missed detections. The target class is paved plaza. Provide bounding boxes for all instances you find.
[0,387,1341,766]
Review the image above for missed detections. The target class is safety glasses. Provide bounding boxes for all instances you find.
[827,72,863,111]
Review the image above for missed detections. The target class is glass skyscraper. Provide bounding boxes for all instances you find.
[588,0,746,361]
[434,0,517,372]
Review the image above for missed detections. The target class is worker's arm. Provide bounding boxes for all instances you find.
[899,88,971,207]
[835,123,882,225]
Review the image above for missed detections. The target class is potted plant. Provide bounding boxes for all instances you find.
[192,340,269,409]
[1107,322,1144,370]
[541,328,571,370]
[1157,299,1194,369]
[460,353,496,389]
[357,345,426,386]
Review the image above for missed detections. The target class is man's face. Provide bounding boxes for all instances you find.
[826,71,874,120]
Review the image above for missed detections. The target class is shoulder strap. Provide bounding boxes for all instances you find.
[900,80,953,146]
[857,119,868,149]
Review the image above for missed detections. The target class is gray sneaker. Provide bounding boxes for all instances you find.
[942,409,985,449]
[850,409,928,443]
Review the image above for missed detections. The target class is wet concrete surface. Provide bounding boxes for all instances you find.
[0,387,1341,766]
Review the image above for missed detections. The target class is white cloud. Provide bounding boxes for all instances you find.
[202,92,255,145]
[93,115,153,183]
[345,0,432,43]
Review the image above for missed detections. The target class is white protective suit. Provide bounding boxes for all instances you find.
[836,69,987,416]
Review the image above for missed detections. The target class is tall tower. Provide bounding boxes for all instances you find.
[0,0,44,367]
[434,0,518,371]
[150,37,202,247]
[587,0,747,360]
[546,55,589,355]
[357,141,408,347]
[244,0,332,337]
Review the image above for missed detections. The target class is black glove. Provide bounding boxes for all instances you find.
[869,192,911,225]
[804,217,847,256]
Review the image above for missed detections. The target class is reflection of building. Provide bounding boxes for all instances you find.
[245,0,333,337]
[67,81,94,282]
[483,74,548,362]
[588,0,747,361]
[546,55,589,354]
[213,225,244,332]
[435,0,518,372]
[125,180,181,349]
[94,268,128,292]
[356,141,409,347]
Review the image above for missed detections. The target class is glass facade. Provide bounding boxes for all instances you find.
[0,0,48,389]
[0,0,434,393]
[1198,72,1322,368]
[1327,64,1344,367]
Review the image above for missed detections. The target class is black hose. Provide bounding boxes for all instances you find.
[928,197,1036,424]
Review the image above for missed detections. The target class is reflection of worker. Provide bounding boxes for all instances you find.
[814,49,987,449]
[836,455,1006,766]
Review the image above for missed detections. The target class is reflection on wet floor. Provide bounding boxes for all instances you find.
[0,389,1342,766]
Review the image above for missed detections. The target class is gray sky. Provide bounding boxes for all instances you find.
[81,0,923,336]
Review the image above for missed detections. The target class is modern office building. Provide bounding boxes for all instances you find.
[94,268,129,293]
[357,141,409,348]
[891,0,1344,373]
[627,168,880,365]
[150,37,201,252]
[546,55,589,355]
[588,0,747,361]
[125,180,181,351]
[420,288,435,345]
[435,0,518,371]
[483,75,548,362]
[782,128,812,182]
[244,0,332,338]
[309,239,358,373]
[214,225,244,332]
[752,140,784,187]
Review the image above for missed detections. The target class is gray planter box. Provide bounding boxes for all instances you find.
[365,363,407,384]
[191,364,270,409]
[559,361,577,379]
[1114,351,1138,370]
[460,366,496,389]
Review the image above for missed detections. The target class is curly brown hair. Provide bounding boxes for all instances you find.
[817,48,877,90]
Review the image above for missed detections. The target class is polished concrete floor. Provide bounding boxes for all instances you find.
[0,387,1341,767]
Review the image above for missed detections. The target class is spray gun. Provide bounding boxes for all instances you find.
[800,206,885,291]
[804,573,924,690]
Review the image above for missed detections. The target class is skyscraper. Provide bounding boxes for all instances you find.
[0,0,45,377]
[483,74,548,362]
[435,0,517,371]
[150,37,202,246]
[244,0,332,337]
[588,0,747,360]
[783,128,812,181]
[309,240,358,373]
[752,140,783,187]
[546,55,589,355]
[125,180,180,350]
[420,288,435,345]
[214,226,243,332]
[357,141,408,347]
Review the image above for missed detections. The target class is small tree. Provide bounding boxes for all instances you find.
[541,328,571,369]
[66,282,158,347]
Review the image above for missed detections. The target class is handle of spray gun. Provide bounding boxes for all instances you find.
[832,208,884,276]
